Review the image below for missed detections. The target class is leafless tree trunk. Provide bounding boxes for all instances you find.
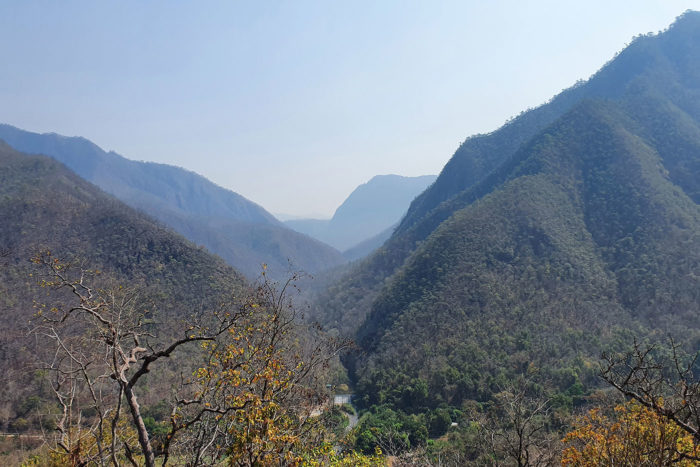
[30,251,245,466]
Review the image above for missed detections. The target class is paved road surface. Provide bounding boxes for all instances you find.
[333,394,358,431]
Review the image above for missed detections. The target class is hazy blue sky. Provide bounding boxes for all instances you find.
[0,1,696,217]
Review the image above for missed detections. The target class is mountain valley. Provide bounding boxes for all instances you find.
[2,9,700,465]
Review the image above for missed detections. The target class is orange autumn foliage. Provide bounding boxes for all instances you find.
[562,400,699,466]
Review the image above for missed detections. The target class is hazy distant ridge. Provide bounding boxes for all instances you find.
[0,125,346,277]
[285,174,436,252]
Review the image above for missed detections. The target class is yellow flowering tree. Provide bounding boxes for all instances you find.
[172,271,351,466]
[301,443,385,466]
[30,254,353,466]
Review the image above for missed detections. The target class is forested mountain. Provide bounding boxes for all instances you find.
[398,10,700,235]
[285,174,436,253]
[0,140,248,432]
[0,125,345,278]
[314,11,700,418]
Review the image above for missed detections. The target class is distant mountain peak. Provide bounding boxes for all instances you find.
[285,174,436,253]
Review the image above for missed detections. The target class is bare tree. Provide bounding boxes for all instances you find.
[601,339,700,450]
[30,251,246,467]
[30,253,349,466]
[475,377,560,467]
[39,323,130,466]
[169,270,350,466]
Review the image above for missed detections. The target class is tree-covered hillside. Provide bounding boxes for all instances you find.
[399,9,700,234]
[352,98,700,412]
[316,10,700,339]
[0,125,346,278]
[308,13,700,451]
[0,140,248,433]
[0,142,376,466]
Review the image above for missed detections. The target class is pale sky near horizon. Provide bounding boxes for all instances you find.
[0,1,697,218]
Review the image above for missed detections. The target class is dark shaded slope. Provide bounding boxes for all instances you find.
[0,125,346,277]
[352,99,700,410]
[0,140,246,311]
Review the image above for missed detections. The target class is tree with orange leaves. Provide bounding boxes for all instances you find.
[562,399,699,466]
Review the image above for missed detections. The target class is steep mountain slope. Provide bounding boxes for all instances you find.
[316,11,700,338]
[285,174,436,252]
[0,141,248,431]
[351,98,700,416]
[0,125,345,277]
[399,10,700,234]
[303,11,700,421]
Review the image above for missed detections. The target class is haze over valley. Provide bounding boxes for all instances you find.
[1,4,700,465]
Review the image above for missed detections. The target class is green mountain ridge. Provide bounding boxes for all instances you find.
[309,11,700,417]
[352,96,700,412]
[316,10,700,339]
[399,10,700,235]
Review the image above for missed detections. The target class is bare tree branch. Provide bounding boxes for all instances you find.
[601,339,700,447]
